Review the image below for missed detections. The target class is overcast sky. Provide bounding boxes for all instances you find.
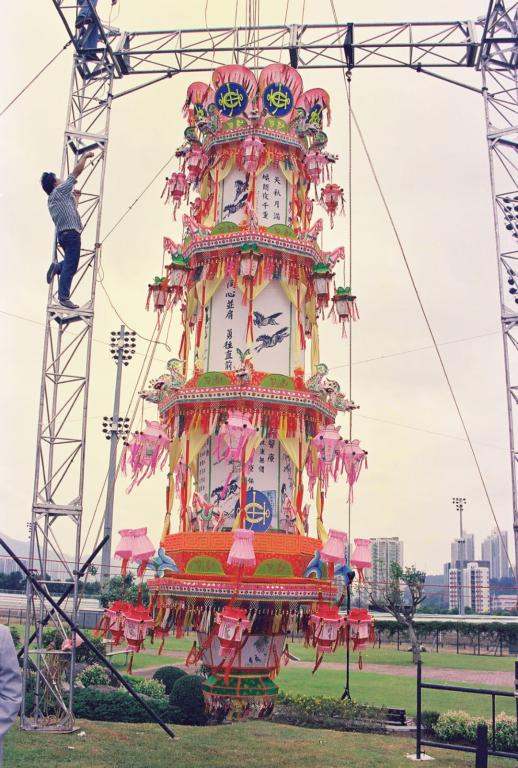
[0,1,512,575]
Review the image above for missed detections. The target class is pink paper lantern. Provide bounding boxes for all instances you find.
[122,420,170,492]
[163,172,188,219]
[215,410,257,463]
[341,439,368,499]
[123,604,154,654]
[305,148,327,187]
[347,607,375,653]
[185,145,208,184]
[227,528,256,568]
[320,183,344,228]
[114,527,155,576]
[350,538,372,583]
[215,605,252,660]
[238,135,265,176]
[320,529,347,565]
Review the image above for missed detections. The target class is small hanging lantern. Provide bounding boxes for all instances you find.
[215,606,252,659]
[146,276,169,312]
[162,172,188,219]
[123,604,154,657]
[347,607,375,668]
[215,410,257,463]
[304,316,312,338]
[304,148,327,189]
[320,529,347,566]
[312,263,334,315]
[121,420,170,491]
[350,537,372,583]
[185,145,208,184]
[341,439,368,500]
[330,287,359,337]
[320,183,344,228]
[238,135,265,176]
[308,424,343,495]
[97,600,131,645]
[166,254,190,305]
[227,528,256,568]
[239,243,262,278]
[114,527,155,576]
[309,603,346,671]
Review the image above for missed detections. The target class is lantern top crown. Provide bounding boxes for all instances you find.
[183,64,331,138]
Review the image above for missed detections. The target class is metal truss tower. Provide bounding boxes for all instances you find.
[21,2,115,730]
[479,0,518,583]
[22,0,517,732]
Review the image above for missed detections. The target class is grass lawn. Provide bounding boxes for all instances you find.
[4,719,511,768]
[276,667,516,718]
[285,640,517,671]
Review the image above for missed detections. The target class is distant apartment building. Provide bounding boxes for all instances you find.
[0,556,29,576]
[451,533,475,566]
[492,594,518,612]
[365,537,403,602]
[448,561,490,614]
[481,529,512,580]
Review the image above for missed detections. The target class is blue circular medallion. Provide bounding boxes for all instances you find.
[262,83,293,117]
[215,82,248,117]
[234,489,273,532]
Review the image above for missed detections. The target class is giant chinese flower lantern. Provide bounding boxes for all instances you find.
[114,63,374,718]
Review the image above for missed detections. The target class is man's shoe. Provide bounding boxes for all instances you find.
[46,262,59,284]
[59,298,79,310]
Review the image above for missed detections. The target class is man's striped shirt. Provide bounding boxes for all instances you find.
[48,174,82,233]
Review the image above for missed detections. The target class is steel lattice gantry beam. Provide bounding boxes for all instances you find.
[22,0,518,732]
[480,0,518,579]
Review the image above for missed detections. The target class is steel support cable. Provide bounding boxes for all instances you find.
[0,41,72,119]
[328,0,515,579]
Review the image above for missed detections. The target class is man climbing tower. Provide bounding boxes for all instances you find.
[41,151,94,310]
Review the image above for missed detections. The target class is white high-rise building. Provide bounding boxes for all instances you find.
[451,533,475,566]
[365,537,403,602]
[481,529,512,580]
[448,561,490,614]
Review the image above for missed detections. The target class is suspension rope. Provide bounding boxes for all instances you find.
[328,0,514,579]
[0,41,72,119]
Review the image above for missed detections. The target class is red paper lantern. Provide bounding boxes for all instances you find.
[215,606,252,658]
[186,145,208,184]
[123,604,154,654]
[347,607,375,652]
[320,183,344,228]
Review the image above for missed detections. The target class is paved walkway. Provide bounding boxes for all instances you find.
[135,650,514,687]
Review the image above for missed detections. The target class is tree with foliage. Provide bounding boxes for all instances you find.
[369,562,426,664]
[99,573,149,608]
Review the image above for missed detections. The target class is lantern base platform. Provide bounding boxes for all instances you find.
[203,673,278,700]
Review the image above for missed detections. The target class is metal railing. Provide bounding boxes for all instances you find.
[416,659,518,765]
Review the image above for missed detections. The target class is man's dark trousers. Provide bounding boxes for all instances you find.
[56,229,81,301]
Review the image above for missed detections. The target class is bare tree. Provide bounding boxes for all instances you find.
[369,562,426,664]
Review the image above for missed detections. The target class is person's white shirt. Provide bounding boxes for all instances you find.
[0,625,22,766]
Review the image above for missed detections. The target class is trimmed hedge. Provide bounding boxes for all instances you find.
[123,674,166,699]
[74,688,172,723]
[152,666,187,695]
[169,674,207,725]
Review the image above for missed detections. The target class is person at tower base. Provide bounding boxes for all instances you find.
[0,624,22,767]
[41,151,94,310]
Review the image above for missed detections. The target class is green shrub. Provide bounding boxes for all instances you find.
[74,687,172,723]
[274,692,385,732]
[421,711,440,732]
[152,666,187,695]
[123,675,166,700]
[434,710,518,751]
[42,627,105,664]
[494,713,518,752]
[434,710,471,742]
[9,626,21,647]
[169,674,207,725]
[79,664,109,687]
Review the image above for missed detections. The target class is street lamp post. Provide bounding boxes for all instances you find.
[452,497,467,615]
[100,326,135,585]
